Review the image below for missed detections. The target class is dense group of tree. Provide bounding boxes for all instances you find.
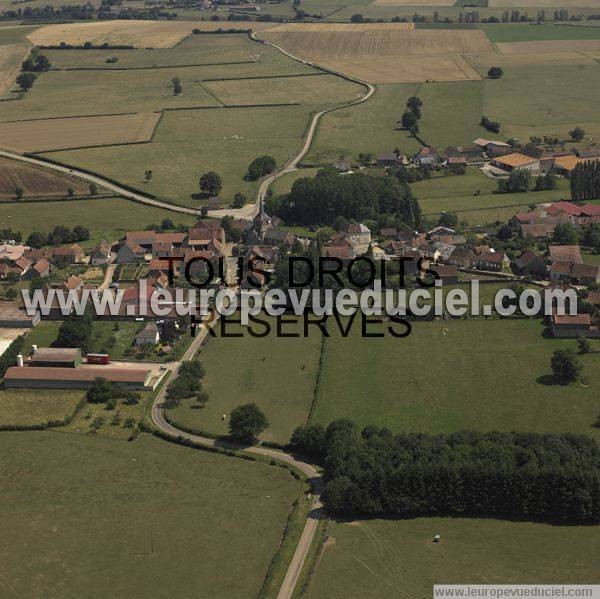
[269,170,421,229]
[165,359,208,408]
[55,310,93,353]
[291,421,600,522]
[246,155,276,181]
[26,225,90,249]
[480,116,500,134]
[571,161,600,201]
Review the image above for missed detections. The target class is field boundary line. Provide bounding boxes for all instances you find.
[201,72,329,82]
[306,332,327,425]
[62,60,256,71]
[38,139,153,154]
[0,110,146,124]
[161,101,300,112]
[197,81,226,106]
[422,199,552,216]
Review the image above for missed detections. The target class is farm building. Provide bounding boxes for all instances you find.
[53,243,85,265]
[429,264,458,285]
[473,138,511,157]
[116,239,146,264]
[376,153,401,167]
[90,239,112,265]
[0,302,40,328]
[551,314,593,339]
[548,245,582,264]
[514,249,547,277]
[490,153,540,173]
[3,366,153,390]
[30,347,82,368]
[23,259,50,280]
[135,323,160,346]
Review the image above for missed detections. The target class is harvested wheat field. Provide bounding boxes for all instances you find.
[0,112,161,153]
[468,51,596,68]
[258,25,491,83]
[27,20,272,49]
[0,44,29,95]
[0,156,88,198]
[498,39,600,53]
[326,55,480,83]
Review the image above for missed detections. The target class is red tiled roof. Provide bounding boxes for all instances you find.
[552,314,591,325]
[545,201,582,217]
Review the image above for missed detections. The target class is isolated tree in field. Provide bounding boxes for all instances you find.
[144,169,153,183]
[487,67,504,79]
[246,155,276,180]
[577,336,591,355]
[550,348,582,382]
[401,111,419,134]
[232,192,246,208]
[16,72,36,91]
[14,187,23,200]
[172,77,182,95]
[480,115,500,134]
[569,126,585,142]
[228,403,269,443]
[67,187,74,197]
[199,171,222,196]
[89,182,98,196]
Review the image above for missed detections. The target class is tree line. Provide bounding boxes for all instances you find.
[26,225,90,249]
[268,169,421,229]
[571,161,600,202]
[291,421,600,522]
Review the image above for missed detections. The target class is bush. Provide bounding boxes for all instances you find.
[551,348,583,382]
[246,156,276,181]
[229,403,269,444]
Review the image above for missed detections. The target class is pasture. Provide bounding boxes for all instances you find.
[0,390,82,427]
[167,315,323,444]
[311,318,600,437]
[0,197,197,245]
[307,81,482,164]
[479,23,600,42]
[308,518,600,599]
[0,113,161,152]
[0,156,89,198]
[498,39,600,53]
[46,104,327,207]
[412,169,571,223]
[26,19,272,49]
[0,431,301,597]
[44,33,315,77]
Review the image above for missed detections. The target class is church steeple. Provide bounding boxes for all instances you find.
[253,193,272,239]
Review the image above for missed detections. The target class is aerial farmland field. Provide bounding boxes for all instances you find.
[0,432,301,598]
[0,113,161,152]
[308,518,600,599]
[0,156,90,198]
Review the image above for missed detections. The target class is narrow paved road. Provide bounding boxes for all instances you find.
[97,264,116,291]
[150,319,323,599]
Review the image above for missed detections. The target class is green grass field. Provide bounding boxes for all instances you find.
[413,169,571,224]
[307,82,483,165]
[44,33,315,75]
[270,167,321,196]
[479,23,600,43]
[308,517,600,599]
[479,62,600,143]
[46,105,321,207]
[0,389,82,427]
[167,315,323,444]
[311,318,600,437]
[0,197,197,245]
[0,431,301,597]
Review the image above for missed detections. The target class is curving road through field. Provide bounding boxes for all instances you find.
[0,32,374,222]
[150,319,323,599]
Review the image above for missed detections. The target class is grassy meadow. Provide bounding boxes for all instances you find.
[306,82,483,165]
[0,390,83,427]
[167,315,323,444]
[46,105,320,207]
[0,431,301,598]
[0,197,197,246]
[308,517,600,599]
[412,168,571,223]
[311,318,600,437]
